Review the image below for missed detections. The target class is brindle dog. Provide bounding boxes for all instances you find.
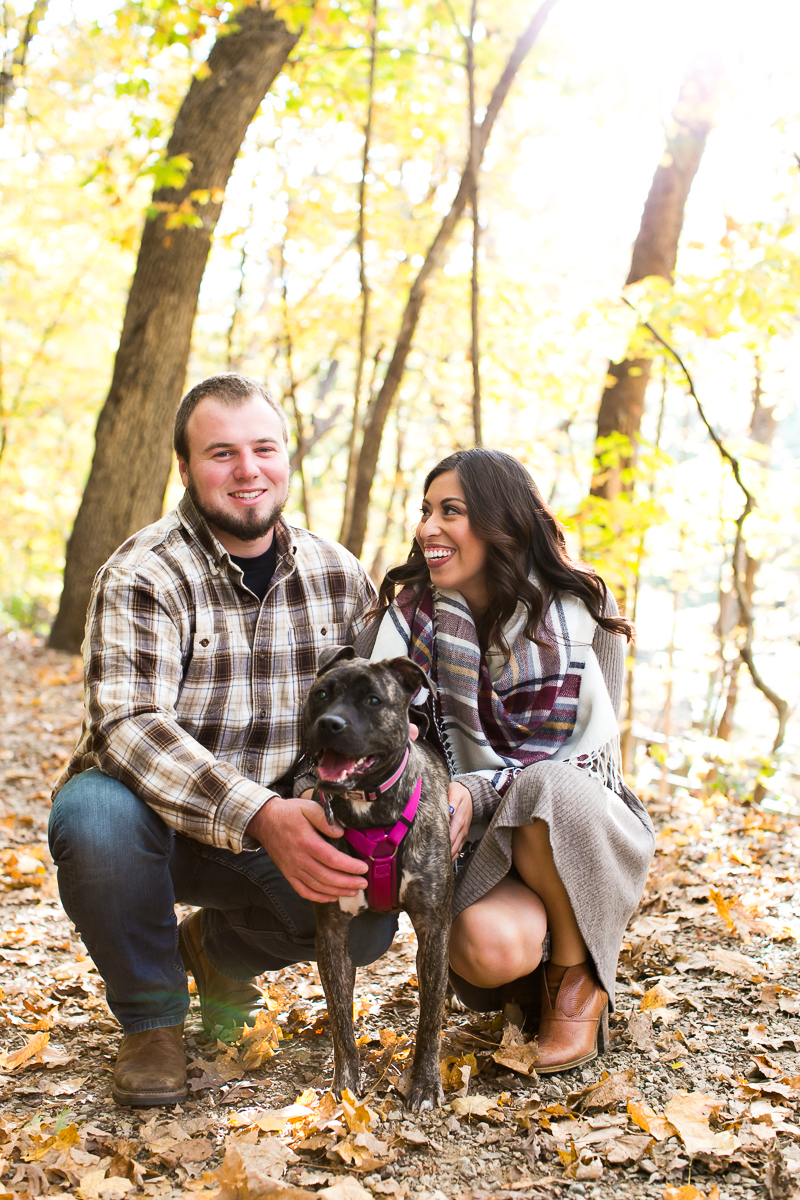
[304,645,452,1112]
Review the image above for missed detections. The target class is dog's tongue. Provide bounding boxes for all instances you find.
[317,749,358,783]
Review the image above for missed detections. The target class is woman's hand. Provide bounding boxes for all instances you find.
[448,781,473,860]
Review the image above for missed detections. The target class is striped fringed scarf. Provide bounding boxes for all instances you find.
[372,583,623,797]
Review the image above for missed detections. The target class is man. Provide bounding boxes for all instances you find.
[49,373,396,1107]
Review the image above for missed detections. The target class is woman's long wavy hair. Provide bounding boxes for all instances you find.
[376,448,634,654]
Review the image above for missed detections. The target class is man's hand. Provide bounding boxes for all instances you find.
[247,797,367,903]
[448,781,473,860]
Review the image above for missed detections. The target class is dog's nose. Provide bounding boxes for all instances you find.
[317,714,347,735]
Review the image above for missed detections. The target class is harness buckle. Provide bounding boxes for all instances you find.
[369,838,397,861]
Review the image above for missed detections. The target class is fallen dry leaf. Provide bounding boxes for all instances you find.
[240,1007,283,1070]
[25,1122,81,1162]
[0,1030,50,1071]
[451,1094,504,1120]
[626,1098,677,1141]
[394,1127,428,1146]
[156,1137,215,1168]
[317,1177,374,1200]
[571,1068,641,1110]
[564,1146,603,1180]
[514,1098,543,1129]
[664,1187,720,1200]
[628,1009,656,1050]
[663,1091,739,1157]
[76,1168,134,1200]
[340,1088,376,1133]
[492,1023,539,1076]
[603,1133,652,1164]
[246,1104,316,1133]
[214,1137,299,1195]
[640,982,681,1010]
[707,947,765,981]
[440,1051,477,1092]
[188,1055,246,1092]
[332,1128,393,1172]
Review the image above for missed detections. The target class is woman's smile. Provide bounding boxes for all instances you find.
[424,545,456,566]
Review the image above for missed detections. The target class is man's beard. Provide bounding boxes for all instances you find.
[186,476,287,544]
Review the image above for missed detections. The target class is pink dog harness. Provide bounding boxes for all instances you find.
[326,747,421,913]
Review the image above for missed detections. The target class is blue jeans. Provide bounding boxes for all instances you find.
[48,769,398,1034]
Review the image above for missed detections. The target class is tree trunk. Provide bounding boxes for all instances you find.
[590,63,718,500]
[341,0,557,557]
[49,6,299,652]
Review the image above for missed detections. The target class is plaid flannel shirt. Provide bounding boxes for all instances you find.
[54,493,376,853]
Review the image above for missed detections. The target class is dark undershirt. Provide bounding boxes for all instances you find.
[230,538,278,602]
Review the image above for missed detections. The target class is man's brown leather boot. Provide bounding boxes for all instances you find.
[178,911,266,1037]
[112,1024,187,1107]
[531,961,609,1074]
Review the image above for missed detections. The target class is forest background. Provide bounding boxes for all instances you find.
[1,0,799,809]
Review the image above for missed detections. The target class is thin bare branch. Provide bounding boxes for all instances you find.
[625,301,788,752]
[621,296,754,508]
[279,236,312,529]
[467,0,481,444]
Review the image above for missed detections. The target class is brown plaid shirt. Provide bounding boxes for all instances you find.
[54,493,376,852]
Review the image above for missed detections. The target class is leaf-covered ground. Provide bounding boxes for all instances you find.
[1,631,799,1200]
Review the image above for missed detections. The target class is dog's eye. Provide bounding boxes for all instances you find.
[367,695,381,706]
[314,687,328,701]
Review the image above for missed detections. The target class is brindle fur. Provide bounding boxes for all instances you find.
[304,646,452,1112]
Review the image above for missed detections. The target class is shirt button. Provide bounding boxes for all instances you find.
[200,638,209,647]
[259,708,266,719]
[321,627,328,636]
[247,760,255,772]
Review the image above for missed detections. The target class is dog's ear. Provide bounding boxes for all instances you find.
[383,656,437,700]
[409,704,430,739]
[316,644,356,676]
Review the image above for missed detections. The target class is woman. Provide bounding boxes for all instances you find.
[359,448,655,1074]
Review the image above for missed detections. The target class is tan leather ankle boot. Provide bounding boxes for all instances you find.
[531,961,608,1074]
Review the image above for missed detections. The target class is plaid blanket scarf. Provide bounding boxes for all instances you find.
[371,583,623,797]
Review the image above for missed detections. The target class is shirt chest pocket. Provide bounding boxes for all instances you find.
[189,611,225,661]
[289,620,349,647]
[193,629,216,655]
[286,621,350,682]
[180,618,251,717]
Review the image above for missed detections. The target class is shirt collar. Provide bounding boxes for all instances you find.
[176,491,296,574]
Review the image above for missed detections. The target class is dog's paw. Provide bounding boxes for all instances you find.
[407,1078,445,1112]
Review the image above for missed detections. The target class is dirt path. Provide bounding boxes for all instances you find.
[1,631,798,1200]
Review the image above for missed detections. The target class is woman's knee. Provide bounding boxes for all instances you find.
[450,905,531,981]
[49,768,170,871]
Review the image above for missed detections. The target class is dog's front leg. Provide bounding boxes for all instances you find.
[406,911,450,1111]
[314,902,360,1098]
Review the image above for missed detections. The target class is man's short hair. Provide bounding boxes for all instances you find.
[173,373,290,462]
